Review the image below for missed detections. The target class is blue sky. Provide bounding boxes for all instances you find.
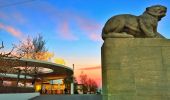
[0,0,170,85]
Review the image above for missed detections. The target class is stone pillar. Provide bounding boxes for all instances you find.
[102,38,170,100]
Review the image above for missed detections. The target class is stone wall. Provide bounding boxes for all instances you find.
[102,38,170,100]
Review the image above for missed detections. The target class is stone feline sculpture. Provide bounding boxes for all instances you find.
[102,5,167,40]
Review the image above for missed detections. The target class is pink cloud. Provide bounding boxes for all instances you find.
[0,12,9,20]
[24,2,102,41]
[29,2,102,41]
[0,11,27,25]
[58,21,78,40]
[12,12,26,24]
[75,16,100,30]
[89,33,102,41]
[73,15,102,41]
[78,66,101,70]
[34,3,77,40]
[0,23,23,38]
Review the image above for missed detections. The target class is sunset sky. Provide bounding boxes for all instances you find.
[0,0,170,87]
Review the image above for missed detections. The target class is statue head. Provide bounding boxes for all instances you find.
[145,5,167,21]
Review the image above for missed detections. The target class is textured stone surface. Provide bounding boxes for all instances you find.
[102,38,170,100]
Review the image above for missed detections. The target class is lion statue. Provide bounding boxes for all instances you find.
[102,5,167,40]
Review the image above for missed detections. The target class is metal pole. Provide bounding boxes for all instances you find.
[51,80,53,94]
[73,64,74,76]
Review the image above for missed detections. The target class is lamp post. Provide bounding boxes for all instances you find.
[0,41,4,49]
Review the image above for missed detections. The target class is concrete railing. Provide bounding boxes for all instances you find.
[0,93,40,100]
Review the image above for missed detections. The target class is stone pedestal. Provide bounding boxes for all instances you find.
[102,38,170,100]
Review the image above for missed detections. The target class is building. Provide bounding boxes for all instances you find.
[0,57,73,94]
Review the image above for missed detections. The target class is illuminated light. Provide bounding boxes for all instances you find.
[22,52,54,61]
[49,79,63,84]
[35,85,41,91]
[53,58,65,65]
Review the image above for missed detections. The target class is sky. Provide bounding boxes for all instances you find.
[0,0,170,87]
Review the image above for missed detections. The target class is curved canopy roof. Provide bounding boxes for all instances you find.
[0,58,73,79]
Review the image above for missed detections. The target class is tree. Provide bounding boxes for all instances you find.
[73,77,78,94]
[15,36,34,58]
[31,35,54,76]
[79,71,88,93]
[0,41,22,86]
[15,35,53,61]
[79,71,98,94]
[87,78,98,93]
[32,34,48,60]
[14,36,34,87]
[63,75,74,94]
[15,35,53,87]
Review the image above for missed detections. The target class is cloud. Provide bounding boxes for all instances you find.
[58,21,78,40]
[31,3,78,41]
[78,66,101,70]
[12,12,26,24]
[57,14,102,41]
[89,33,102,41]
[0,23,23,38]
[0,12,8,20]
[31,2,102,41]
[0,11,27,38]
[73,15,102,41]
[75,17,102,42]
[0,11,27,25]
[56,12,102,41]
